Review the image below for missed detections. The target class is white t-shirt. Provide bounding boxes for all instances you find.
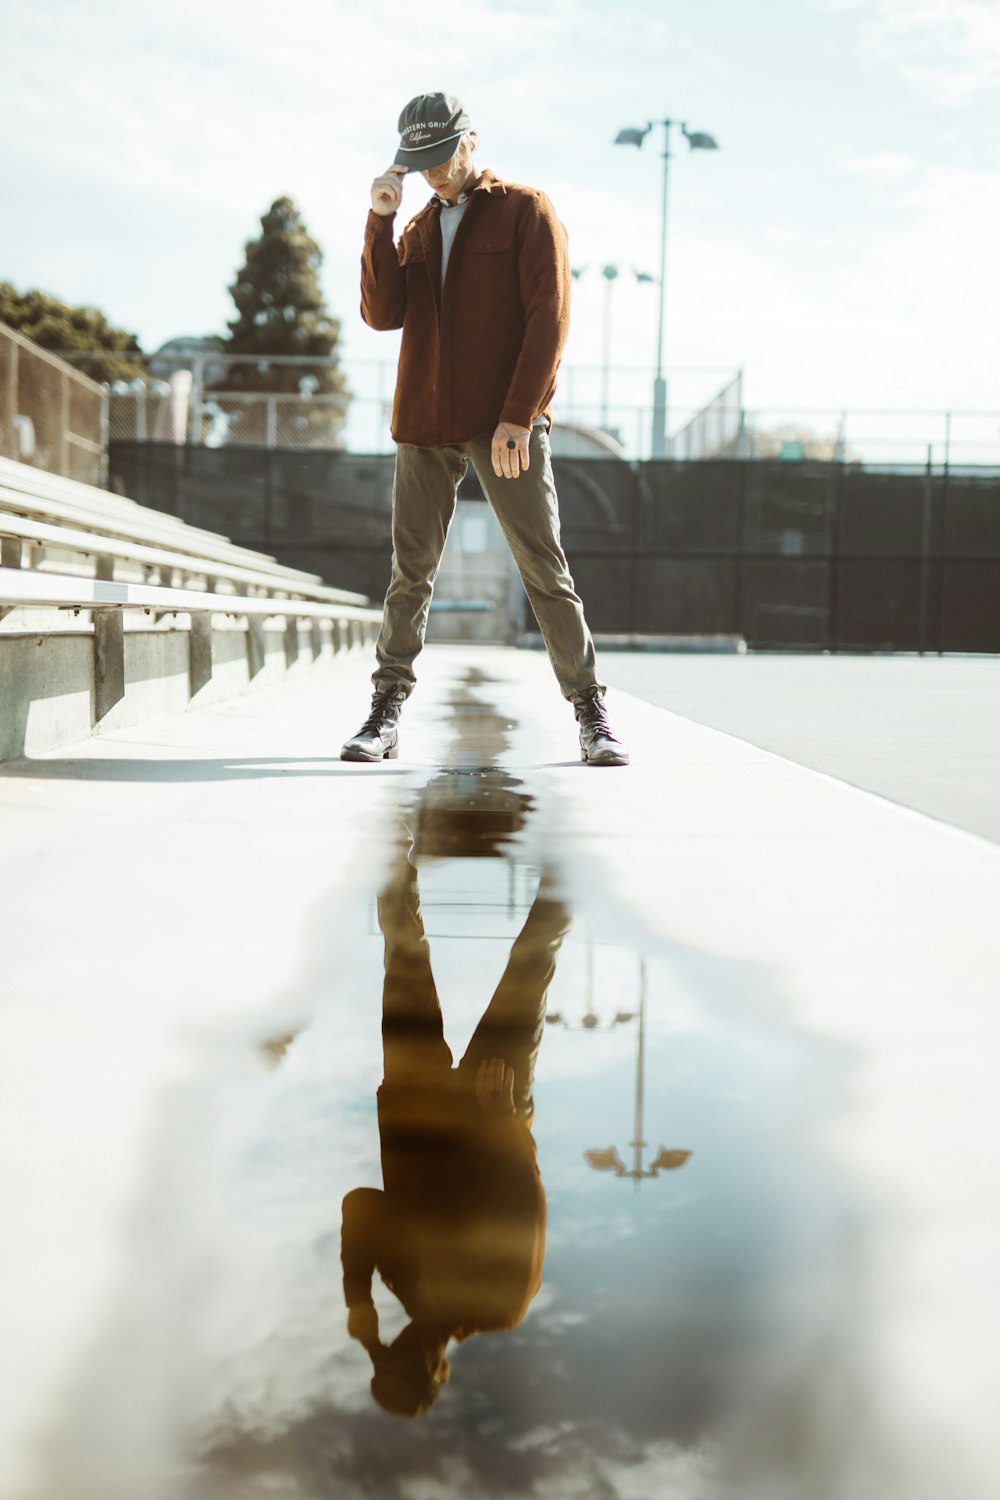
[438,195,470,291]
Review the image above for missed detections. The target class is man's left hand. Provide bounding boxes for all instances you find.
[347,1304,380,1350]
[491,422,531,479]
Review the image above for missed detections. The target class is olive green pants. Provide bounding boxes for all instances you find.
[373,428,600,702]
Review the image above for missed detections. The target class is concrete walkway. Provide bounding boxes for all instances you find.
[1,645,999,1500]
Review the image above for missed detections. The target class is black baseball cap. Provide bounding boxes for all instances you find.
[394,92,472,172]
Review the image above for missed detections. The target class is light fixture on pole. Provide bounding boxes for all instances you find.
[547,938,637,1031]
[614,117,720,459]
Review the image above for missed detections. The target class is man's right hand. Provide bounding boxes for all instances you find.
[371,166,407,216]
[476,1058,516,1117]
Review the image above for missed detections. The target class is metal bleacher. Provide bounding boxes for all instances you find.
[0,453,381,731]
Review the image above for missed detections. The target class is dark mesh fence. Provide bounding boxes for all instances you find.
[108,443,1000,653]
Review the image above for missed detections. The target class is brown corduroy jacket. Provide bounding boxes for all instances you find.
[360,168,571,448]
[342,1081,546,1340]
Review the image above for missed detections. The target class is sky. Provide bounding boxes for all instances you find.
[2,0,999,457]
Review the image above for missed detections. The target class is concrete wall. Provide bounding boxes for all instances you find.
[0,620,368,761]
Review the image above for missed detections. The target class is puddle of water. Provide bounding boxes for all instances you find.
[8,673,906,1500]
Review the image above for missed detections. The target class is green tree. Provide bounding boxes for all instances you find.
[0,283,147,383]
[218,196,349,446]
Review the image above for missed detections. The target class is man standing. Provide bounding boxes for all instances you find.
[341,92,628,767]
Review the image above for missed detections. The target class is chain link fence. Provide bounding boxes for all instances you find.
[100,351,349,451]
[12,337,1000,470]
[671,371,746,460]
[108,386,349,450]
[0,324,107,486]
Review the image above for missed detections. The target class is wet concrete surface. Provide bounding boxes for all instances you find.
[2,645,1000,1499]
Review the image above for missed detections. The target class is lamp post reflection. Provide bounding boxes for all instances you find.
[584,959,692,1184]
[546,939,636,1032]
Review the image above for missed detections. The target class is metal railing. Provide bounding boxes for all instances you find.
[0,324,107,486]
[109,385,348,450]
[104,351,349,450]
[36,343,1000,468]
[334,359,1000,467]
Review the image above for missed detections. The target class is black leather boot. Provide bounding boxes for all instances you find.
[573,685,629,767]
[340,687,407,762]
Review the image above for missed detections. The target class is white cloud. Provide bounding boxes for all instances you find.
[839,152,919,174]
[816,0,1000,103]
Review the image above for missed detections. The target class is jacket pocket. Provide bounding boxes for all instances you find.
[399,239,426,266]
[464,234,514,255]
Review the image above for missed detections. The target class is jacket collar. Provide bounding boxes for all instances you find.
[470,167,506,196]
[410,167,506,226]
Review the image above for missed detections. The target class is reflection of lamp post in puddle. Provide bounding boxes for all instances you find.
[546,940,637,1032]
[584,959,692,1185]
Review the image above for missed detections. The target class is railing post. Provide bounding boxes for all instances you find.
[4,339,17,461]
[917,444,934,655]
[266,395,278,450]
[190,354,204,445]
[246,615,266,678]
[60,368,71,477]
[284,612,300,669]
[189,613,213,696]
[93,565,125,723]
[99,382,110,489]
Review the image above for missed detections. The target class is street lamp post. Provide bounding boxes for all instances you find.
[584,959,692,1185]
[572,264,656,438]
[614,117,720,459]
[601,264,619,429]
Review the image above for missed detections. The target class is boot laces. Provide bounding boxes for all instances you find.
[359,688,402,736]
[575,687,610,734]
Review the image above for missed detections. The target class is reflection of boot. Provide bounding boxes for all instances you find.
[572,686,629,767]
[259,1033,297,1067]
[341,687,407,763]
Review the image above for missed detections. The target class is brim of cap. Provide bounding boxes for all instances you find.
[393,133,464,172]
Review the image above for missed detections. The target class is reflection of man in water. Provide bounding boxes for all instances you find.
[341,841,571,1417]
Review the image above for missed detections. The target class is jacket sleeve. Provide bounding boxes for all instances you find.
[500,193,571,431]
[361,211,406,331]
[341,1187,385,1308]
